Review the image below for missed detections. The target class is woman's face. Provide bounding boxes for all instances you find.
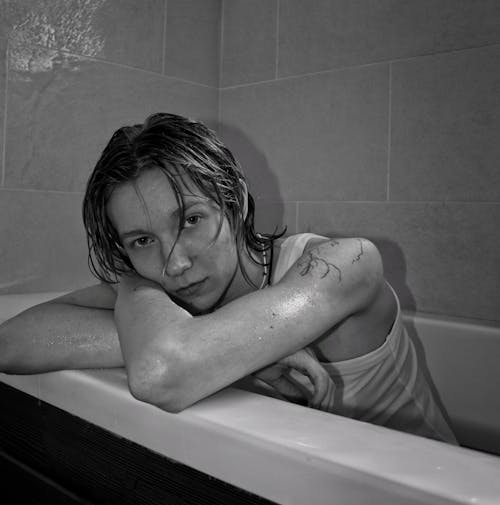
[106,168,241,314]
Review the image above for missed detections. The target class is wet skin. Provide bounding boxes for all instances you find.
[106,168,263,315]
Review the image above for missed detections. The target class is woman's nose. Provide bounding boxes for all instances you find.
[162,241,192,277]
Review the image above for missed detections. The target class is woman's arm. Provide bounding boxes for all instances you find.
[0,284,123,374]
[115,237,383,412]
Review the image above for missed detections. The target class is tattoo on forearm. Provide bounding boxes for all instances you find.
[297,250,342,281]
[352,238,364,264]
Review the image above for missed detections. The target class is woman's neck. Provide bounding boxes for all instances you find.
[219,245,270,307]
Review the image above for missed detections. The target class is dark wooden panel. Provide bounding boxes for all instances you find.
[0,382,47,469]
[0,449,92,504]
[0,381,276,505]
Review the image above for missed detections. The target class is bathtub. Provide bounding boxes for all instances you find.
[1,292,500,504]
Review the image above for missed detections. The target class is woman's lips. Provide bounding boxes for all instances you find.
[176,278,208,297]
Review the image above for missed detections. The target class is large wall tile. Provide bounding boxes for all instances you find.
[390,46,500,201]
[220,64,389,201]
[96,0,164,72]
[0,189,95,293]
[279,0,500,77]
[298,202,500,322]
[253,200,297,237]
[5,50,218,192]
[0,38,6,184]
[1,0,165,72]
[164,0,221,86]
[221,0,277,87]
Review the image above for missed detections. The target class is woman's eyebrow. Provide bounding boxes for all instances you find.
[171,198,210,218]
[119,199,210,241]
[119,228,151,241]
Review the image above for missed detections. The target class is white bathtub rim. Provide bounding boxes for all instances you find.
[403,309,500,333]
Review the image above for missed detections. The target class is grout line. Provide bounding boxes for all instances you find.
[386,62,392,201]
[18,42,217,90]
[295,201,299,233]
[219,41,500,91]
[2,193,494,209]
[383,41,500,65]
[275,0,280,80]
[219,60,390,90]
[282,199,500,205]
[220,76,283,91]
[0,187,84,195]
[1,38,9,188]
[161,0,168,75]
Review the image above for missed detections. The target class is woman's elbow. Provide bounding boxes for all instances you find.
[0,325,21,374]
[126,352,190,413]
[0,349,15,374]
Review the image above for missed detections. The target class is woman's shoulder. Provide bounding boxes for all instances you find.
[272,233,328,283]
[277,233,328,250]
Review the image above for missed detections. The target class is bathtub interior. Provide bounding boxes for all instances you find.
[403,312,500,456]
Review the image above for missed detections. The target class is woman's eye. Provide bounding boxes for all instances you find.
[131,237,153,248]
[184,215,201,227]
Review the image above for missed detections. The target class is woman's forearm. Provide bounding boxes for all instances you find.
[0,302,123,374]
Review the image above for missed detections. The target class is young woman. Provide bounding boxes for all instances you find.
[0,113,456,443]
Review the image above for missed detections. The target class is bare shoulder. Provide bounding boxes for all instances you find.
[301,237,382,280]
[290,236,384,309]
[48,282,117,310]
[303,236,377,255]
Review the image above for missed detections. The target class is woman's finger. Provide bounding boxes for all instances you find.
[253,363,285,384]
[281,350,330,408]
[255,367,306,403]
[317,378,336,412]
[271,375,306,402]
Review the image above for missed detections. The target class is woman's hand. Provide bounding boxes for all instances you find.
[253,348,336,412]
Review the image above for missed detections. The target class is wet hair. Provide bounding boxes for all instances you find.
[82,112,284,287]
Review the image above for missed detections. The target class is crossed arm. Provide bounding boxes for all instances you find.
[114,237,382,411]
[0,238,383,412]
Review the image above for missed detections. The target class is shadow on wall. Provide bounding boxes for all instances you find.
[375,239,453,425]
[374,238,416,314]
[219,123,285,235]
[364,238,453,430]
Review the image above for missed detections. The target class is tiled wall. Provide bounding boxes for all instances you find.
[0,0,220,293]
[1,0,499,323]
[219,0,500,322]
